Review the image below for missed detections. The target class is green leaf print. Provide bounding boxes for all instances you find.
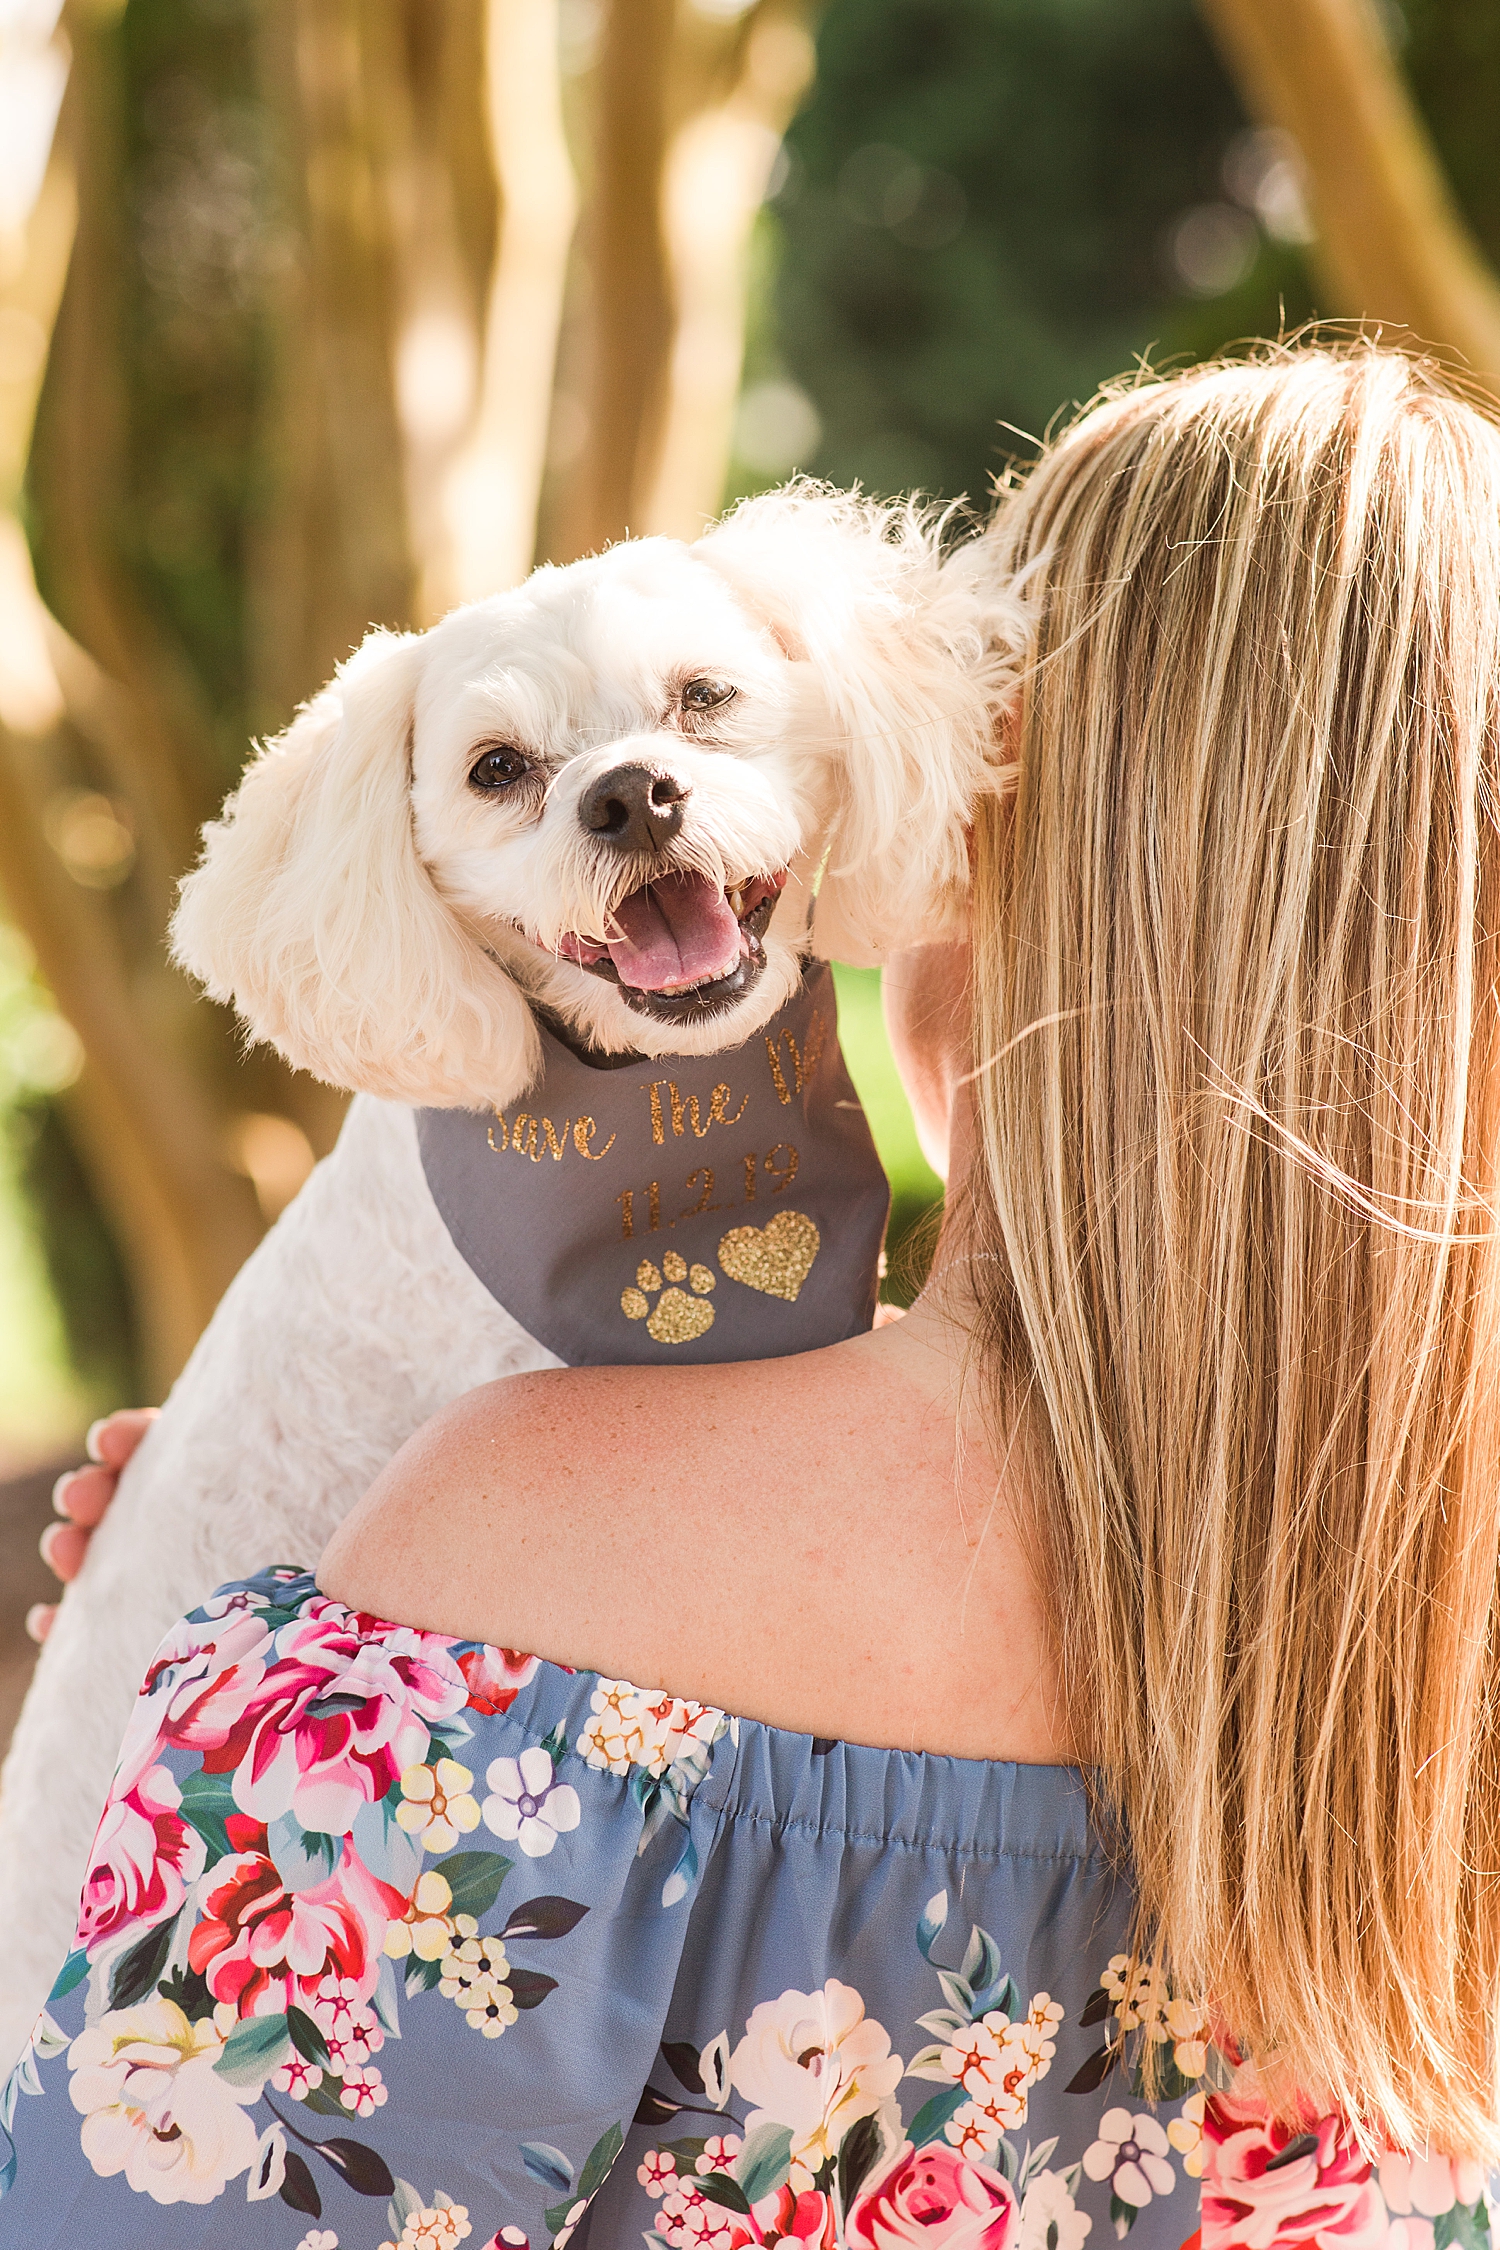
[1437,2204,1493,2250]
[287,2006,331,2068]
[499,1896,589,1941]
[917,1889,949,1960]
[699,2173,753,2215]
[522,2143,576,2194]
[508,1968,559,2010]
[577,2122,624,2201]
[215,2011,292,2085]
[279,2151,322,2217]
[735,2123,794,2203]
[106,1915,179,2012]
[176,1769,241,1860]
[312,2136,396,2197]
[838,2114,884,2210]
[388,2179,425,2236]
[907,2083,969,2148]
[47,1950,86,2002]
[441,1850,513,1919]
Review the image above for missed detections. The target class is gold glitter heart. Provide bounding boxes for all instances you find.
[716,1210,821,1302]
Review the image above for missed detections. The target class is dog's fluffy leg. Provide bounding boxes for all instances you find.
[0,1097,555,2066]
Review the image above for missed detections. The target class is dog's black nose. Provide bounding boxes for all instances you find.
[578,764,689,855]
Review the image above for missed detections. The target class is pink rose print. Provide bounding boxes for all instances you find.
[848,2143,1018,2250]
[114,1596,276,1802]
[1203,2078,1390,2250]
[1378,2151,1490,2250]
[162,1598,468,1833]
[187,1842,401,2018]
[458,1644,543,1716]
[75,1763,206,1958]
[753,2185,838,2246]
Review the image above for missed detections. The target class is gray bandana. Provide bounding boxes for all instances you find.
[415,963,890,1366]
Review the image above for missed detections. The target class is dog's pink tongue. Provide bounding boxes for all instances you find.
[606,872,740,991]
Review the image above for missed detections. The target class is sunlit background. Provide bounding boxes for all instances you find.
[0,0,1496,1539]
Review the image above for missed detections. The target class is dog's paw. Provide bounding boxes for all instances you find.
[621,1251,717,1343]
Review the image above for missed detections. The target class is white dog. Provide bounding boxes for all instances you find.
[0,485,1017,2062]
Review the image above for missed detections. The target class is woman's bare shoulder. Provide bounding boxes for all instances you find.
[316,1351,824,1649]
[315,1330,1071,1761]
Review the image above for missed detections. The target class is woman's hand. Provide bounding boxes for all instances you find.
[27,1410,158,1644]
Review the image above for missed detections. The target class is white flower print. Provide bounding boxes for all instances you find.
[271,2055,323,2101]
[551,2195,589,2249]
[338,2063,388,2116]
[728,1978,902,2181]
[378,2191,473,2249]
[482,1745,582,1857]
[639,2148,679,2198]
[297,2233,339,2250]
[579,1680,725,1784]
[1082,2107,1175,2219]
[439,1934,518,2037]
[395,1758,482,1853]
[65,1996,260,2206]
[1167,2091,1205,2179]
[1019,2169,1093,2250]
[309,1976,383,2068]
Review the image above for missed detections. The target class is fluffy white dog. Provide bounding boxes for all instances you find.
[0,485,1016,2063]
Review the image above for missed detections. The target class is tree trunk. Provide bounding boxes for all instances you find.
[552,0,677,561]
[0,733,264,1391]
[247,0,416,729]
[438,0,578,603]
[643,3,816,539]
[0,26,267,1397]
[1198,0,1500,393]
[546,0,815,564]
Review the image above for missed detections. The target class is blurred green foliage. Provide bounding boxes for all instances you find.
[832,964,944,1304]
[1402,0,1500,271]
[773,0,1317,500]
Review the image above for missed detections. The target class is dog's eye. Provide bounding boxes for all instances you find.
[681,677,735,712]
[468,745,531,792]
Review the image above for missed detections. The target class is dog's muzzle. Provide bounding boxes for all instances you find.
[549,868,790,1027]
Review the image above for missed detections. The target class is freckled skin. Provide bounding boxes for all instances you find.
[320,1280,1068,1764]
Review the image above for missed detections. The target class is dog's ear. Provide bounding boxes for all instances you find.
[171,627,539,1108]
[693,483,1025,963]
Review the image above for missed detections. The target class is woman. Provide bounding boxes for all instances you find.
[6,343,1497,2248]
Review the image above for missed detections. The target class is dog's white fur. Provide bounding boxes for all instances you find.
[0,486,1020,2063]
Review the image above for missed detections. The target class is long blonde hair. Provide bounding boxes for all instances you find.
[968,344,1500,2158]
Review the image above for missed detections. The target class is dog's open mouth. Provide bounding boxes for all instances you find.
[552,869,787,1024]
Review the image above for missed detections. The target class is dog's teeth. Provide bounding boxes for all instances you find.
[729,887,744,917]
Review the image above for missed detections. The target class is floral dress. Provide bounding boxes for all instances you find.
[0,1571,1490,2250]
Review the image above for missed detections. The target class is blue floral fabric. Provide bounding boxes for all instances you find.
[0,1571,1219,2250]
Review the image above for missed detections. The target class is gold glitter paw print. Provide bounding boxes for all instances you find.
[621,1251,717,1344]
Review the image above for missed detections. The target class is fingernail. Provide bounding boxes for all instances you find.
[85,1418,108,1463]
[39,1522,63,1565]
[25,1604,53,1644]
[51,1470,76,1517]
